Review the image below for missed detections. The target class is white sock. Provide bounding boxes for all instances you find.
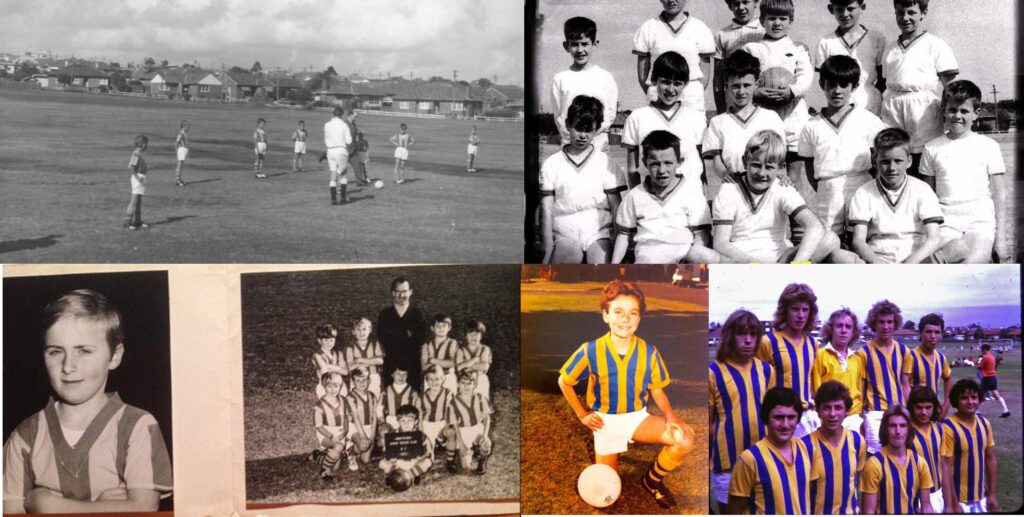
[999,397,1009,413]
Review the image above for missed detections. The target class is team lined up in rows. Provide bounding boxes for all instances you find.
[541,0,1007,264]
[710,284,1005,514]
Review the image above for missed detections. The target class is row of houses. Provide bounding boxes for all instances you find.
[707,322,1022,346]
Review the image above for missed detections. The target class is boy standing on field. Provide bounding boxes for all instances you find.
[551,16,618,152]
[125,135,150,230]
[467,126,480,172]
[253,118,268,179]
[175,120,189,186]
[292,120,307,173]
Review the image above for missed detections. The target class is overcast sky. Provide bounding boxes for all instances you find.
[709,265,1021,328]
[536,0,1017,111]
[0,0,524,85]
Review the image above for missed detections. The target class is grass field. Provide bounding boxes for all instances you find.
[521,280,709,515]
[0,88,523,262]
[241,265,520,505]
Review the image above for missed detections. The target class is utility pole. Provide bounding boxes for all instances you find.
[453,70,458,82]
[991,85,1000,133]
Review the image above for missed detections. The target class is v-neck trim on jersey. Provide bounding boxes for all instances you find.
[45,394,124,482]
[561,144,596,170]
[649,101,684,124]
[659,11,691,35]
[897,30,928,51]
[823,106,855,132]
[602,332,637,366]
[729,105,760,128]
[836,24,870,51]
[876,177,908,211]
[642,174,685,204]
[738,178,775,214]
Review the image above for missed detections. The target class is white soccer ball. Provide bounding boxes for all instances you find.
[373,179,384,189]
[577,463,621,508]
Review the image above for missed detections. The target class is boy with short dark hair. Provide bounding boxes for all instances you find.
[455,320,492,401]
[390,123,415,184]
[291,120,307,173]
[902,313,952,418]
[941,379,999,512]
[908,385,946,512]
[312,323,348,400]
[443,370,493,475]
[253,118,268,179]
[712,0,765,113]
[633,0,716,113]
[801,380,867,514]
[813,0,886,114]
[551,16,618,151]
[421,313,458,392]
[125,134,150,230]
[175,120,189,186]
[378,404,433,489]
[466,126,480,172]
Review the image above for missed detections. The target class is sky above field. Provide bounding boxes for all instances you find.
[535,0,1017,111]
[709,265,1021,328]
[0,0,524,85]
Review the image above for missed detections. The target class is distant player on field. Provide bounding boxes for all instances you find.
[390,123,415,184]
[174,120,189,186]
[291,120,307,173]
[467,125,480,172]
[253,118,268,179]
[324,106,353,204]
[125,134,150,230]
[354,131,370,185]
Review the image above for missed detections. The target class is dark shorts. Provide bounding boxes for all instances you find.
[981,376,998,391]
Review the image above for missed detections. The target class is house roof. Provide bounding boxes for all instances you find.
[220,70,271,87]
[386,81,482,101]
[486,84,524,100]
[64,65,111,78]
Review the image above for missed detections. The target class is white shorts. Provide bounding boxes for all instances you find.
[814,172,872,233]
[635,241,693,264]
[781,101,811,153]
[864,410,883,453]
[176,147,189,161]
[443,370,457,393]
[294,141,306,154]
[794,408,820,439]
[959,498,987,513]
[474,373,490,399]
[467,144,478,155]
[346,423,374,443]
[592,409,650,456]
[711,470,732,505]
[255,142,267,155]
[881,90,943,153]
[647,80,706,113]
[553,208,612,253]
[939,198,996,245]
[327,148,350,174]
[852,83,883,115]
[422,420,445,444]
[394,147,409,160]
[130,174,146,195]
[732,237,793,264]
[928,489,944,513]
[869,237,917,264]
[457,423,484,450]
[842,413,864,433]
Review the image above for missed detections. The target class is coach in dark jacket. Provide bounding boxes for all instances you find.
[378,276,426,390]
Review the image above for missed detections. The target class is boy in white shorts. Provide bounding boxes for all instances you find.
[558,280,696,509]
[466,125,479,172]
[849,127,944,263]
[799,54,886,260]
[712,0,765,114]
[551,16,618,152]
[540,95,624,263]
[323,105,353,204]
[418,366,453,448]
[814,0,886,115]
[125,134,150,230]
[621,51,706,192]
[174,120,189,186]
[633,0,715,113]
[879,0,958,176]
[713,130,838,263]
[921,80,1008,263]
[703,49,785,201]
[455,320,492,401]
[390,123,414,184]
[345,367,379,471]
[442,370,492,475]
[291,120,307,173]
[613,130,719,264]
[253,118,268,179]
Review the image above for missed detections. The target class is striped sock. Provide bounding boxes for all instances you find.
[644,446,684,488]
[321,451,341,472]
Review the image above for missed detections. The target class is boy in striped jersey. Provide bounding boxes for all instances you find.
[345,367,379,471]
[378,404,433,487]
[3,290,172,513]
[345,317,384,398]
[421,314,458,393]
[860,404,935,514]
[559,280,695,508]
[811,307,865,431]
[857,299,911,453]
[908,385,945,512]
[902,313,952,419]
[728,386,819,514]
[709,309,775,513]
[390,123,414,184]
[378,366,422,447]
[419,366,453,451]
[312,324,348,399]
[455,320,492,401]
[757,283,821,438]
[941,379,999,513]
[443,370,492,475]
[314,372,361,479]
[801,380,866,514]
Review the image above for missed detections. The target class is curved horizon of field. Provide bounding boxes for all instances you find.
[0,88,524,262]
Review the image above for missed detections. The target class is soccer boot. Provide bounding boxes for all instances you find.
[319,467,335,480]
[475,456,488,475]
[414,475,422,485]
[446,459,460,474]
[641,478,677,509]
[306,448,325,463]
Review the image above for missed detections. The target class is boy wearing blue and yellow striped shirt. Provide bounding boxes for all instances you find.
[559,280,696,509]
[801,380,867,514]
[908,385,946,512]
[728,386,819,514]
[709,309,776,513]
[860,404,935,514]
[941,379,999,513]
[757,283,821,438]
[857,299,911,453]
[902,313,952,420]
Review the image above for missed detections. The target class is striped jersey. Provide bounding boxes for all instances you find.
[811,345,865,414]
[346,340,384,377]
[422,337,459,375]
[560,333,671,415]
[312,348,347,380]
[757,330,818,405]
[455,344,492,374]
[902,347,951,399]
[345,389,380,426]
[393,133,413,149]
[708,358,776,471]
[419,388,453,423]
[382,383,421,418]
[314,396,351,442]
[2,394,172,505]
[910,421,943,493]
[447,393,491,427]
[860,448,933,514]
[857,339,910,412]
[801,428,867,514]
[940,413,995,503]
[729,437,819,514]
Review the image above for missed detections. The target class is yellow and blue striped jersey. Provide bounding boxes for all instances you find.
[860,448,933,514]
[729,437,819,514]
[709,358,776,472]
[857,339,909,411]
[940,413,995,503]
[910,421,943,493]
[560,333,671,415]
[902,347,951,399]
[811,345,865,415]
[801,428,867,514]
[757,330,818,405]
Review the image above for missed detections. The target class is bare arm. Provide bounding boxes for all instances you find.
[852,224,882,264]
[901,373,912,402]
[791,208,824,263]
[606,192,621,234]
[541,196,554,263]
[942,455,961,513]
[903,221,941,264]
[698,57,712,90]
[611,233,631,264]
[985,445,999,511]
[919,488,935,513]
[938,71,958,87]
[862,491,878,514]
[990,174,1010,262]
[940,375,952,419]
[727,495,750,515]
[713,223,761,263]
[805,159,818,192]
[558,375,603,431]
[625,147,641,188]
[636,55,651,94]
[649,387,683,428]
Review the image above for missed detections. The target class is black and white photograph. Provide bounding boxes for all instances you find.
[2,269,174,514]
[0,0,524,263]
[241,265,520,507]
[526,0,1018,264]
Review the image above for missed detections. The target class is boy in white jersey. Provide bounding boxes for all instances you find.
[921,80,1008,263]
[713,129,838,263]
[712,0,764,113]
[540,95,624,264]
[614,130,720,264]
[124,134,150,230]
[174,120,189,186]
[291,120,307,173]
[849,127,943,262]
[621,51,706,191]
[799,55,886,261]
[880,0,958,176]
[633,0,715,113]
[466,126,479,172]
[814,0,886,115]
[3,290,172,513]
[551,16,618,151]
[455,320,492,401]
[253,118,268,179]
[703,49,785,200]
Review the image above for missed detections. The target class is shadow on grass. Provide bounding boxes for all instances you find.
[0,234,63,254]
[337,195,374,205]
[181,178,222,186]
[406,160,520,179]
[149,215,197,227]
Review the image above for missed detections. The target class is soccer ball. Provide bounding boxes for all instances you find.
[757,67,796,109]
[577,463,621,508]
[373,179,384,189]
[385,468,414,492]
